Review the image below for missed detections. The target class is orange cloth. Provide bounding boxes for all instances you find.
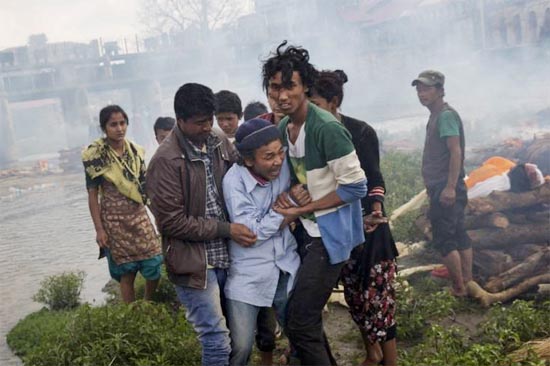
[465,157,516,189]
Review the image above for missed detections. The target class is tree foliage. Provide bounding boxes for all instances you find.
[140,0,246,38]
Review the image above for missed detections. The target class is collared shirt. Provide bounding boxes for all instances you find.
[222,160,300,307]
[187,136,229,268]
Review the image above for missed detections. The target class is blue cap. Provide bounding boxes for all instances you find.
[234,118,281,152]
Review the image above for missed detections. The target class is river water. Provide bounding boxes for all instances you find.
[0,173,111,365]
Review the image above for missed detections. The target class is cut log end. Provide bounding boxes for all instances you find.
[467,274,550,308]
[465,212,509,230]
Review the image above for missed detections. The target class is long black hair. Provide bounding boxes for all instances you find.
[99,105,128,131]
[509,164,531,192]
[310,69,348,107]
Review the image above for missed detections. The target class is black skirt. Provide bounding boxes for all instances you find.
[357,208,399,283]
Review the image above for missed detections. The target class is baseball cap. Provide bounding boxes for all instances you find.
[411,70,445,87]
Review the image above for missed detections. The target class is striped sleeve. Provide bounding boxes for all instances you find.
[320,122,355,162]
[320,123,367,202]
[320,122,365,185]
[368,186,385,199]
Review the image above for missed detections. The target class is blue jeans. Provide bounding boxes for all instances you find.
[175,268,231,366]
[227,271,290,366]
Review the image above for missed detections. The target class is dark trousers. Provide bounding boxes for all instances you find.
[286,234,343,366]
[255,307,277,352]
[427,180,471,257]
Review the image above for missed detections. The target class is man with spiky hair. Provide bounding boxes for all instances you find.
[262,41,368,365]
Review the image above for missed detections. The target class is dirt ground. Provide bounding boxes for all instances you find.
[325,301,487,366]
[259,299,487,366]
[324,303,368,366]
[254,303,365,366]
[259,272,489,366]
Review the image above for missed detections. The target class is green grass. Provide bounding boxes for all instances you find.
[395,276,550,366]
[7,302,200,366]
[6,309,72,359]
[380,150,424,215]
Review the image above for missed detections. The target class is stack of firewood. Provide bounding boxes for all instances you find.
[415,182,550,306]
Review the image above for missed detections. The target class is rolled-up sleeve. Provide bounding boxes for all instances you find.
[336,179,368,203]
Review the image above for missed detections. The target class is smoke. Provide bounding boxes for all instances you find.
[2,0,550,162]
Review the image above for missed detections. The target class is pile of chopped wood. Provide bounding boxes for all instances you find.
[468,133,550,175]
[415,182,550,307]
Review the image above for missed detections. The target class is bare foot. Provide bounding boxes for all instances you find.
[278,347,291,365]
[360,359,382,366]
[450,286,467,297]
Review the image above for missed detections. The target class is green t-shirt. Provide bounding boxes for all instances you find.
[438,110,461,138]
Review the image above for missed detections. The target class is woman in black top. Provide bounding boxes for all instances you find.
[310,70,399,366]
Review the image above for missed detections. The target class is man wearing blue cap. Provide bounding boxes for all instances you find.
[222,118,303,366]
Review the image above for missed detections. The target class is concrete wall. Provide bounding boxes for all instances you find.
[485,0,550,48]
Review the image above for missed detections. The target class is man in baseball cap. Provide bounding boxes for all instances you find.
[413,70,472,297]
[412,70,445,87]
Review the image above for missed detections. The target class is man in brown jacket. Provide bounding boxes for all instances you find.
[147,83,256,366]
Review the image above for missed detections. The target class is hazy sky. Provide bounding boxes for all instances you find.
[0,0,141,49]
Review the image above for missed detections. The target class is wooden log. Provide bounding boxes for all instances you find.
[506,210,549,225]
[467,223,549,249]
[389,189,427,223]
[538,284,550,297]
[509,338,550,362]
[473,249,514,278]
[484,249,550,292]
[466,139,524,167]
[467,274,550,307]
[328,285,348,308]
[398,264,442,278]
[507,244,545,261]
[467,182,550,215]
[414,215,432,241]
[395,241,428,258]
[465,212,509,230]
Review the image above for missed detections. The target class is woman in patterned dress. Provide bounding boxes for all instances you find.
[310,71,399,366]
[82,105,162,303]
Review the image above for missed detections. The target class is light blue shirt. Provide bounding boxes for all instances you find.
[222,160,300,307]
